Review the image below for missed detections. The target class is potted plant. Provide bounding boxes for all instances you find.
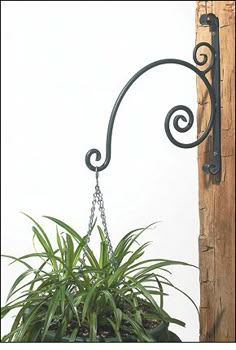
[1,214,198,342]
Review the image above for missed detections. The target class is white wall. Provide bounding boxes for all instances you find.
[1,1,200,342]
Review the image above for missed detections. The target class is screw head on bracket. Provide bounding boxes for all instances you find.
[202,163,219,175]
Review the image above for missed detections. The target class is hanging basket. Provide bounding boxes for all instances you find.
[2,171,196,342]
[36,321,181,342]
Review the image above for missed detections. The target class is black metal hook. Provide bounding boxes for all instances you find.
[85,13,221,177]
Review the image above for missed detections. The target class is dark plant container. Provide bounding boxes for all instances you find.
[43,321,181,342]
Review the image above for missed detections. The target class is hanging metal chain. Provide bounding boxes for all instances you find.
[79,192,96,271]
[79,168,116,272]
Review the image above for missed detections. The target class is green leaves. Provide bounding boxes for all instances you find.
[44,216,99,269]
[82,279,102,322]
[1,215,197,342]
[41,289,61,340]
[65,234,74,270]
[89,312,97,342]
[98,226,109,269]
[107,307,122,342]
[6,269,34,302]
[122,314,154,342]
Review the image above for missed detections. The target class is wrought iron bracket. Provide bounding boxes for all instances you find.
[85,13,221,177]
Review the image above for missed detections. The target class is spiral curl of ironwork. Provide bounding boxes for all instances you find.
[193,42,215,74]
[86,45,216,172]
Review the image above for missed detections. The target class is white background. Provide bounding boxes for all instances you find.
[2,1,200,342]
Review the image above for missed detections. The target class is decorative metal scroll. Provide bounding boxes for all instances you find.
[85,13,221,176]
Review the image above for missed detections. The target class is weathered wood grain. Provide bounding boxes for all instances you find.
[196,1,235,342]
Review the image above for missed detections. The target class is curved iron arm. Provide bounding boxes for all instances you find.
[85,13,221,176]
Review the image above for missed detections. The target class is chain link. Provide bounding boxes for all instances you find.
[79,168,116,273]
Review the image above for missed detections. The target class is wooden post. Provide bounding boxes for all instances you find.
[196,1,235,342]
